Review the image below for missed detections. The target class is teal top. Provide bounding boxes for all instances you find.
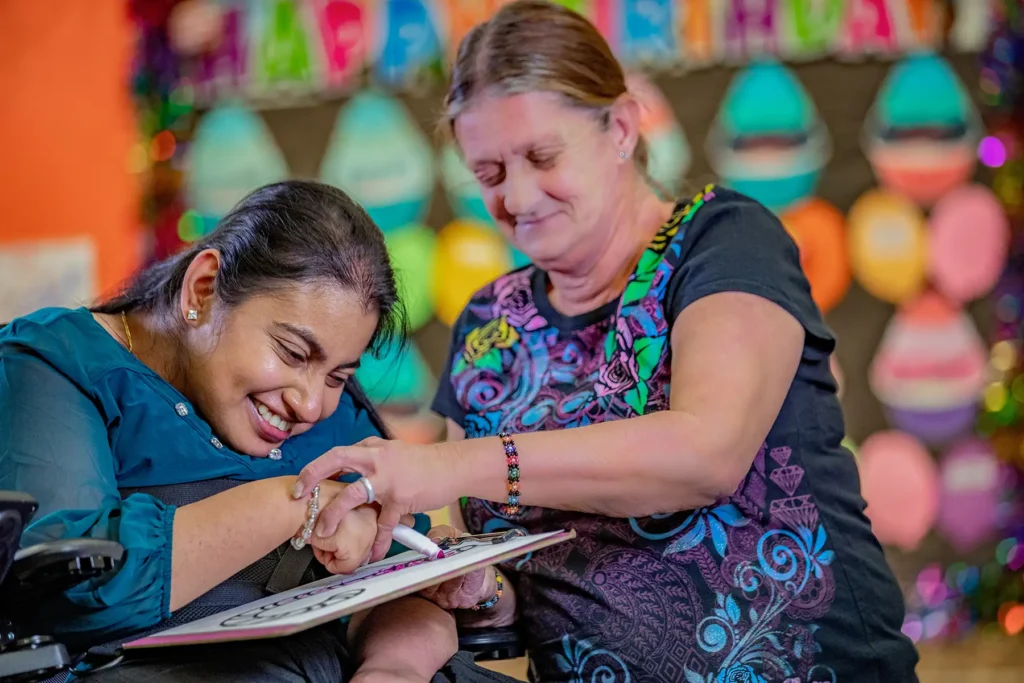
[0,307,430,645]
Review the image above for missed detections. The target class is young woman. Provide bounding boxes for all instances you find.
[0,181,513,682]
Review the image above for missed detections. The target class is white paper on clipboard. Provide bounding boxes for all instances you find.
[124,529,574,649]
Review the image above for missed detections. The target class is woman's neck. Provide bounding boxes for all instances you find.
[95,310,189,393]
[548,186,675,317]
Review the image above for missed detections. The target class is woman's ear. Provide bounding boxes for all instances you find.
[609,94,643,161]
[179,249,222,324]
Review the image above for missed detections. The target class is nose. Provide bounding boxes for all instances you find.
[502,166,540,218]
[282,381,322,425]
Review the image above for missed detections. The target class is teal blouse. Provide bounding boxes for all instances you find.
[0,307,429,645]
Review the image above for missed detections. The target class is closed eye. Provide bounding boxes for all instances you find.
[278,341,306,365]
[528,152,556,169]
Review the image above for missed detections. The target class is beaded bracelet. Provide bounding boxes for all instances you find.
[498,432,520,516]
[473,571,504,611]
[290,484,320,550]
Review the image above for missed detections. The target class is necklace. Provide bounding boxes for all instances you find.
[120,311,134,354]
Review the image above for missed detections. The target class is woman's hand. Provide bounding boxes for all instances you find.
[417,526,497,610]
[309,502,378,574]
[293,437,460,562]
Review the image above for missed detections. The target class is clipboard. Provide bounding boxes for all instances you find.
[123,528,574,649]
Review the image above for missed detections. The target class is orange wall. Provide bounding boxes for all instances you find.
[0,0,141,294]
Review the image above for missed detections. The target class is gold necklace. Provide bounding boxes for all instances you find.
[120,311,134,354]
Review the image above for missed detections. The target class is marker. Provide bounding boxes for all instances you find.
[392,524,446,560]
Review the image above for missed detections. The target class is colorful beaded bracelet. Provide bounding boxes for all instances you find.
[498,431,520,516]
[473,571,504,611]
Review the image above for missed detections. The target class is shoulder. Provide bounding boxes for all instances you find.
[672,185,796,257]
[0,307,164,421]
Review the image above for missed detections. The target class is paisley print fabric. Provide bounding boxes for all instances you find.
[433,187,919,683]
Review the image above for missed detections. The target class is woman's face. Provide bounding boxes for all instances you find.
[186,283,378,457]
[454,91,634,271]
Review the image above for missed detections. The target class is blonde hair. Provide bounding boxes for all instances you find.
[442,0,649,170]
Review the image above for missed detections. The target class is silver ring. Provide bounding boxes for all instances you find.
[358,476,375,505]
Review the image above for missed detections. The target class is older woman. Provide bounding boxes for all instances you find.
[297,2,919,682]
[0,181,517,683]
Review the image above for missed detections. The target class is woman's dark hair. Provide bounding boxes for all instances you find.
[93,180,405,355]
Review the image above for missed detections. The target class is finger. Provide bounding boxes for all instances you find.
[427,525,460,543]
[369,505,403,563]
[294,446,370,499]
[355,436,388,447]
[315,479,371,537]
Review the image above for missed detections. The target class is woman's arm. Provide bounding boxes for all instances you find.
[449,291,804,517]
[299,291,804,533]
[170,476,348,610]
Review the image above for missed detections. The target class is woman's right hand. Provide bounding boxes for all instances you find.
[307,481,377,574]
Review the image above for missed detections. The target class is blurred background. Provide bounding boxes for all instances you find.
[2,0,1024,679]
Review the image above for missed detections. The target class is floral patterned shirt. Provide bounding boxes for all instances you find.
[433,187,918,683]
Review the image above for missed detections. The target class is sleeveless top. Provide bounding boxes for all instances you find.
[432,187,919,683]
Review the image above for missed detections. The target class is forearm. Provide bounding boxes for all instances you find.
[456,568,517,628]
[451,411,740,518]
[170,476,329,611]
[350,596,458,678]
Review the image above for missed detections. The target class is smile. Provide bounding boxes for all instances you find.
[252,397,294,434]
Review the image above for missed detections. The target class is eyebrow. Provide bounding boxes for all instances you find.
[273,321,361,370]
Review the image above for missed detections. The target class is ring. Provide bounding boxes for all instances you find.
[358,476,375,505]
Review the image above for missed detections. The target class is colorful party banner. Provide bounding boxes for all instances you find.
[179,0,986,106]
[374,0,444,86]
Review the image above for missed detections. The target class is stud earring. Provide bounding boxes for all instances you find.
[619,151,629,160]
[186,309,198,321]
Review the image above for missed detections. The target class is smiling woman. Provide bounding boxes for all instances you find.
[0,181,518,683]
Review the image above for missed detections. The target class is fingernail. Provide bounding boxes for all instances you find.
[292,482,304,499]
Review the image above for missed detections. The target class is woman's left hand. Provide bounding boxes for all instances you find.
[310,503,378,574]
[295,437,458,562]
[418,526,497,610]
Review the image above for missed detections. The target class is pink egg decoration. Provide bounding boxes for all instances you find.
[859,430,939,551]
[936,439,1004,553]
[869,291,986,445]
[928,184,1010,303]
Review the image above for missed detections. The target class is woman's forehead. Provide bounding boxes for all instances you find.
[456,93,596,160]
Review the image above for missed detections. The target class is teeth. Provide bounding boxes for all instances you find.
[256,401,293,432]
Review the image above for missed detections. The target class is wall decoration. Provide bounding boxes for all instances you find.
[847,188,928,304]
[706,61,830,212]
[858,429,939,551]
[937,439,1007,553]
[0,240,97,323]
[928,184,1011,303]
[869,291,987,445]
[779,197,850,313]
[356,338,433,406]
[625,71,691,195]
[319,90,435,232]
[619,0,678,67]
[386,223,438,332]
[174,1,984,107]
[374,0,444,86]
[863,53,980,206]
[185,105,289,224]
[433,219,513,327]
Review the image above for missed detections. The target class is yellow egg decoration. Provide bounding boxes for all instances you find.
[847,189,928,304]
[433,220,512,327]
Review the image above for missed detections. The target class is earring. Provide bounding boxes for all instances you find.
[619,151,629,160]
[186,309,198,321]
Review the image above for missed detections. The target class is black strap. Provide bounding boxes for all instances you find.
[265,545,315,594]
